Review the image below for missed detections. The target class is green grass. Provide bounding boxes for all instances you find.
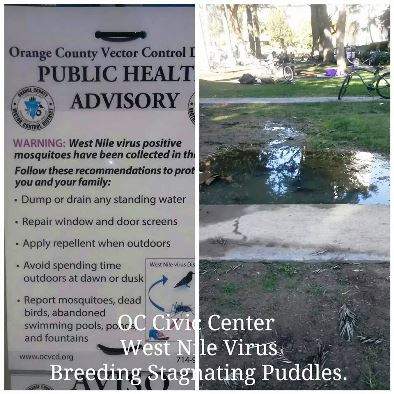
[278,264,299,289]
[362,348,388,390]
[200,74,372,98]
[278,264,298,278]
[222,282,238,295]
[202,101,389,153]
[218,281,243,314]
[362,368,385,390]
[261,271,278,292]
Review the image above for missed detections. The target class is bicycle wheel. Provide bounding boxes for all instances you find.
[376,72,390,99]
[283,65,294,82]
[338,75,351,100]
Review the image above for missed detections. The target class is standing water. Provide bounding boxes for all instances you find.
[200,144,389,205]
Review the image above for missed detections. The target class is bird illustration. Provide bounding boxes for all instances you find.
[174,271,194,288]
[149,328,169,341]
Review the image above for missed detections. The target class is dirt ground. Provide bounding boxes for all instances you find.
[199,261,390,390]
[200,110,307,160]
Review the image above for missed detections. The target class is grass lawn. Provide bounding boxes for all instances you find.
[201,101,389,153]
[200,74,372,98]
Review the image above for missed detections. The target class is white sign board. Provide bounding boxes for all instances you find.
[5,5,195,389]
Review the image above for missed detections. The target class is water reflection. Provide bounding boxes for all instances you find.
[261,142,302,195]
[200,145,389,205]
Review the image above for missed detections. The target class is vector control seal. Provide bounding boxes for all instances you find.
[11,86,55,130]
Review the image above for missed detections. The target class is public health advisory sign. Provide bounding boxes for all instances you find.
[5,5,195,390]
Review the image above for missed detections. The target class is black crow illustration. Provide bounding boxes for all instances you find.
[174,271,194,288]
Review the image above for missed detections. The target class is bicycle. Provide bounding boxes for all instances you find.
[258,52,295,83]
[281,61,295,82]
[338,52,390,100]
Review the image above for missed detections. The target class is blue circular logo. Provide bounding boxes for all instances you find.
[11,86,55,130]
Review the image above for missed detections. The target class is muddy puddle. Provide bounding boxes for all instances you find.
[200,144,390,205]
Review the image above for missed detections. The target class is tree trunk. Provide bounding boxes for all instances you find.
[252,5,262,58]
[221,5,236,67]
[336,5,347,71]
[318,5,335,63]
[310,4,334,63]
[199,4,212,70]
[225,4,249,64]
[310,5,320,57]
[246,6,255,56]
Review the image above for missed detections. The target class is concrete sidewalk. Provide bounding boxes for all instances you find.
[200,204,389,262]
[200,96,382,105]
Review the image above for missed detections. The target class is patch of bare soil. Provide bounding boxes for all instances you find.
[199,112,306,160]
[199,261,389,390]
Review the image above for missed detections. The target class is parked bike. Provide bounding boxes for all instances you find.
[338,51,390,100]
[258,51,295,83]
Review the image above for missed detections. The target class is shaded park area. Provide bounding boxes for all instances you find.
[198,4,390,99]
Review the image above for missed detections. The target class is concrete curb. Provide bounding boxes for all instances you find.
[200,204,389,263]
